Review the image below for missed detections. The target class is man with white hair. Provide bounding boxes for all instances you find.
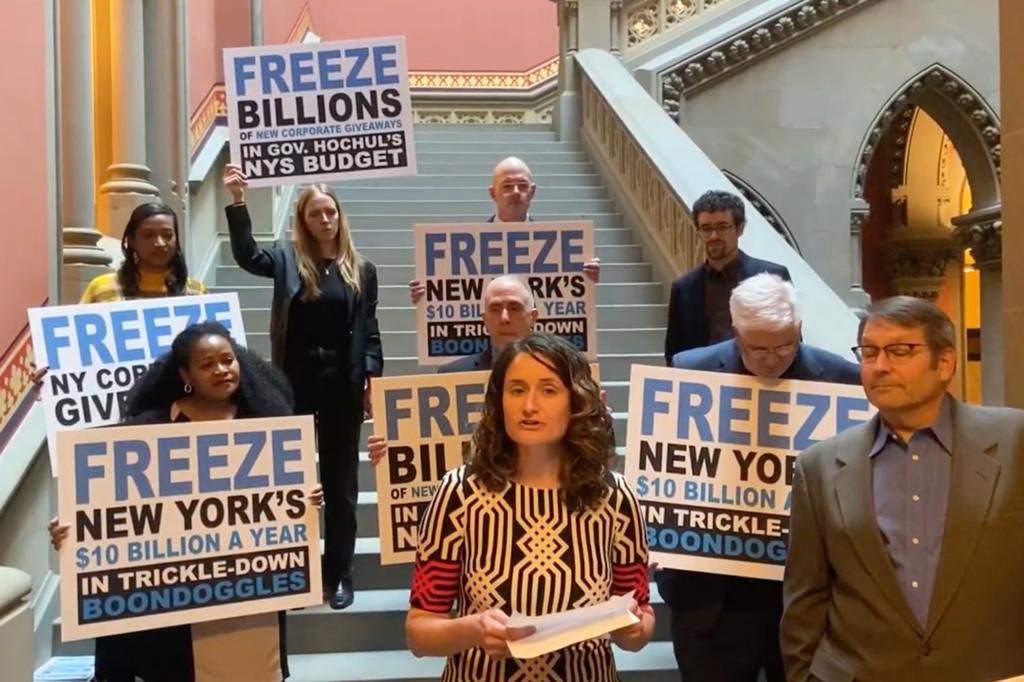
[657,273,859,682]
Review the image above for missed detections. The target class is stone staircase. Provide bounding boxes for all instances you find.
[52,125,677,680]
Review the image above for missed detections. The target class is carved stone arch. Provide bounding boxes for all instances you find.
[848,64,1001,303]
[722,170,801,255]
[851,63,1000,207]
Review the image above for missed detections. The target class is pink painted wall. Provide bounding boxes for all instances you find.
[188,0,250,113]
[0,0,49,353]
[263,0,558,71]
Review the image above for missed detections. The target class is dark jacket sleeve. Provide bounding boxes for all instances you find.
[664,279,684,365]
[363,261,383,377]
[225,203,277,279]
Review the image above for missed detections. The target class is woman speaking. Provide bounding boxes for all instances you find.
[405,333,654,681]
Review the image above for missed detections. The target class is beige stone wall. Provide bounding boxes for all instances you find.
[675,0,1000,304]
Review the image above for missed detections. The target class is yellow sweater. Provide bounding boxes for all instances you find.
[79,271,207,304]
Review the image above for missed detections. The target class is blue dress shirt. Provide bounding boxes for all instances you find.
[869,396,953,628]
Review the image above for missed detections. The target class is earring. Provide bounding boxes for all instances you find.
[184,382,192,394]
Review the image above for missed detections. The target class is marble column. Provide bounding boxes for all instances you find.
[58,0,112,303]
[1000,0,1024,408]
[953,206,1004,405]
[553,0,581,141]
[143,0,189,231]
[99,0,159,240]
[848,199,871,308]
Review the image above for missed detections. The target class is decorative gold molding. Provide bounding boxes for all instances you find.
[189,84,227,158]
[286,3,314,44]
[0,328,35,447]
[409,57,559,92]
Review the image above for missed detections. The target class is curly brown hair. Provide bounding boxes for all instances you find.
[467,332,614,510]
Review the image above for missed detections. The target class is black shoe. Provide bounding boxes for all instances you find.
[329,578,354,610]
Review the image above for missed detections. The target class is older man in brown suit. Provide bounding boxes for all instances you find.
[781,296,1024,682]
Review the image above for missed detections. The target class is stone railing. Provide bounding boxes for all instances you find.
[581,66,704,275]
[622,0,737,52]
[0,566,34,681]
[574,48,861,357]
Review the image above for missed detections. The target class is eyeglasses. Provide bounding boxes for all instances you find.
[851,343,928,363]
[696,223,736,238]
[743,342,798,359]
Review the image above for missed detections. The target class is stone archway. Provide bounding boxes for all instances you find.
[849,63,1003,403]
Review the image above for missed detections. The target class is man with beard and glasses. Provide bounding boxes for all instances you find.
[664,190,790,363]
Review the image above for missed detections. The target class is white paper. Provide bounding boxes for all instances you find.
[505,591,639,659]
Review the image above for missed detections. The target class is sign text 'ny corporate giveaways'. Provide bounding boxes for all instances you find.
[414,222,597,366]
[625,366,874,581]
[57,416,322,641]
[223,36,416,187]
[28,294,247,476]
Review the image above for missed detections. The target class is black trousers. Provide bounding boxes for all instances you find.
[288,356,363,592]
[670,579,784,682]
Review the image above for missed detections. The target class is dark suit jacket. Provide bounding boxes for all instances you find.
[782,401,1024,682]
[664,250,791,364]
[436,349,492,374]
[225,204,383,402]
[656,339,860,633]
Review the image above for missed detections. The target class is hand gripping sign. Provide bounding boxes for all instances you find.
[624,365,874,581]
[414,222,598,365]
[223,36,416,187]
[28,293,247,475]
[56,415,321,641]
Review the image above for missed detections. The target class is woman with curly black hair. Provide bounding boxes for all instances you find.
[404,332,654,681]
[80,201,206,303]
[49,322,319,682]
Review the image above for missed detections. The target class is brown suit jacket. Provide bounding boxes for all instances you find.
[781,399,1024,682]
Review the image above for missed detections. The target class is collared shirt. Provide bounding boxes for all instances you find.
[869,396,953,628]
[703,257,742,343]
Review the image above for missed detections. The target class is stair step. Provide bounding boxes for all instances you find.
[211,280,665,309]
[415,162,594,174]
[413,140,582,153]
[219,240,641,264]
[286,586,668,655]
[415,148,587,160]
[244,328,663,360]
[334,185,608,201]
[217,262,652,287]
[339,198,617,215]
[336,173,604,188]
[347,221,632,241]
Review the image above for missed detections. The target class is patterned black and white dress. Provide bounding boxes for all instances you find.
[410,465,650,682]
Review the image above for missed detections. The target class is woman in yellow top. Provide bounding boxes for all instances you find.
[80,201,206,303]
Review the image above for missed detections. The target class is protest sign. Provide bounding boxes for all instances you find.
[414,222,597,366]
[373,364,601,564]
[56,416,321,641]
[371,371,488,564]
[223,36,416,187]
[624,365,874,580]
[28,293,247,475]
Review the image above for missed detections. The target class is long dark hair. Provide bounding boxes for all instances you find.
[468,332,614,511]
[124,322,293,419]
[119,202,189,298]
